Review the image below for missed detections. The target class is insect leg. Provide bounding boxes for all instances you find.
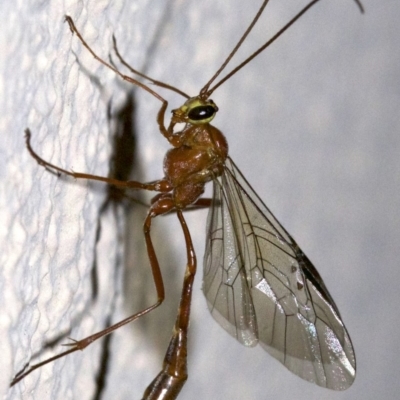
[64,17,178,147]
[150,194,212,209]
[25,129,173,192]
[65,16,166,105]
[185,197,213,211]
[11,197,175,387]
[142,209,196,400]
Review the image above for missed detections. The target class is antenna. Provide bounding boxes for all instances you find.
[202,0,364,97]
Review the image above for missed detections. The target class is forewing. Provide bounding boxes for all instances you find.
[203,169,258,346]
[203,157,356,390]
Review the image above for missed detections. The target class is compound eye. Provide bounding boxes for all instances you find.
[188,105,216,122]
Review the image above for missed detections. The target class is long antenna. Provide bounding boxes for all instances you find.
[203,0,364,96]
[200,0,271,97]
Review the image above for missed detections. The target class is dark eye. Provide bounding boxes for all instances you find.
[188,105,215,121]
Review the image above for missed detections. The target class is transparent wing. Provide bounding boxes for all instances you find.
[202,157,356,390]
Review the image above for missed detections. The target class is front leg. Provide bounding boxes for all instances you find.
[64,16,179,148]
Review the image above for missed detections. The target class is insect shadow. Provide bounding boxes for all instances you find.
[90,90,144,400]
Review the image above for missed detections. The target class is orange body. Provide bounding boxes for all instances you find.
[163,124,228,208]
